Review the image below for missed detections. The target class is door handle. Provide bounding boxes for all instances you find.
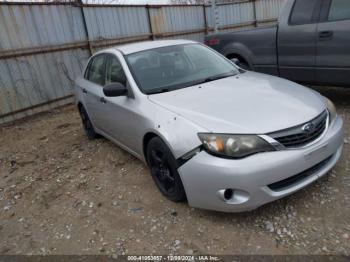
[100,97,107,104]
[319,31,333,40]
[82,88,87,94]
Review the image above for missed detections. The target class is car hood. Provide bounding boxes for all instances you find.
[148,71,326,134]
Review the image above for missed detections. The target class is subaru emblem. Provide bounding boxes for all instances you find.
[302,123,315,133]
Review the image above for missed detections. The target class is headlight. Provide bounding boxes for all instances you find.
[198,133,275,159]
[325,97,337,123]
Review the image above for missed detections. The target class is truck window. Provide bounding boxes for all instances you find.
[289,0,320,25]
[328,0,350,21]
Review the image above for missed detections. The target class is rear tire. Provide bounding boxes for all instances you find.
[78,106,98,140]
[146,137,186,202]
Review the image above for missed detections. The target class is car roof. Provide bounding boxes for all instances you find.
[112,39,198,55]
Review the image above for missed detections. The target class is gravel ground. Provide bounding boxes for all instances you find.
[0,86,349,255]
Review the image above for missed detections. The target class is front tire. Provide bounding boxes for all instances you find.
[146,137,186,202]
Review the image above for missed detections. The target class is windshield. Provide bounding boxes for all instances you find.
[126,44,240,94]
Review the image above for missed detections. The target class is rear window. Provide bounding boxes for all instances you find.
[328,0,350,21]
[289,0,320,25]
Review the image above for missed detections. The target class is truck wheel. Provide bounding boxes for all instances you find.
[146,137,186,202]
[230,57,251,71]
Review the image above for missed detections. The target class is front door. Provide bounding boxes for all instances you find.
[316,0,350,86]
[278,0,323,83]
[102,54,142,155]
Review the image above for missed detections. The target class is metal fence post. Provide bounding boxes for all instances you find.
[211,0,219,34]
[253,0,258,27]
[76,0,93,55]
[203,4,208,35]
[146,5,155,40]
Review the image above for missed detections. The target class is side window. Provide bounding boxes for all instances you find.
[86,55,106,86]
[289,0,320,25]
[328,0,350,21]
[105,55,127,86]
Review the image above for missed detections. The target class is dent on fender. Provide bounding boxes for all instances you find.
[152,113,204,163]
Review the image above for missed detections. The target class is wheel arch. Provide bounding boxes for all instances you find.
[143,132,159,162]
[223,43,254,70]
[142,130,181,164]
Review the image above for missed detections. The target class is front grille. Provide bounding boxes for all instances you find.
[268,155,333,192]
[269,110,328,148]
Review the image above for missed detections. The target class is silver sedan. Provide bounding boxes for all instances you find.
[74,40,344,212]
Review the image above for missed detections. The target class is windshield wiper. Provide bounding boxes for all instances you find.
[147,88,170,95]
[191,72,237,86]
[203,72,236,83]
[146,71,237,95]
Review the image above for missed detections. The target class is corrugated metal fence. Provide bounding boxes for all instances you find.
[0,0,286,124]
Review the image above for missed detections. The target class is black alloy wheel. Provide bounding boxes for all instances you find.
[146,137,186,202]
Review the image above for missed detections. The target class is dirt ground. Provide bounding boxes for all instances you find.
[0,86,349,256]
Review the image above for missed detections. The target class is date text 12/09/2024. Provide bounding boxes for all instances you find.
[127,255,220,261]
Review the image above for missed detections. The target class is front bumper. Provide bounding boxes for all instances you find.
[178,116,344,212]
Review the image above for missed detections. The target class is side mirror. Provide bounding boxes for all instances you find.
[103,82,127,97]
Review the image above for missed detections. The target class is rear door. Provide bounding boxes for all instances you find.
[316,0,350,86]
[278,0,323,83]
[82,54,108,131]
